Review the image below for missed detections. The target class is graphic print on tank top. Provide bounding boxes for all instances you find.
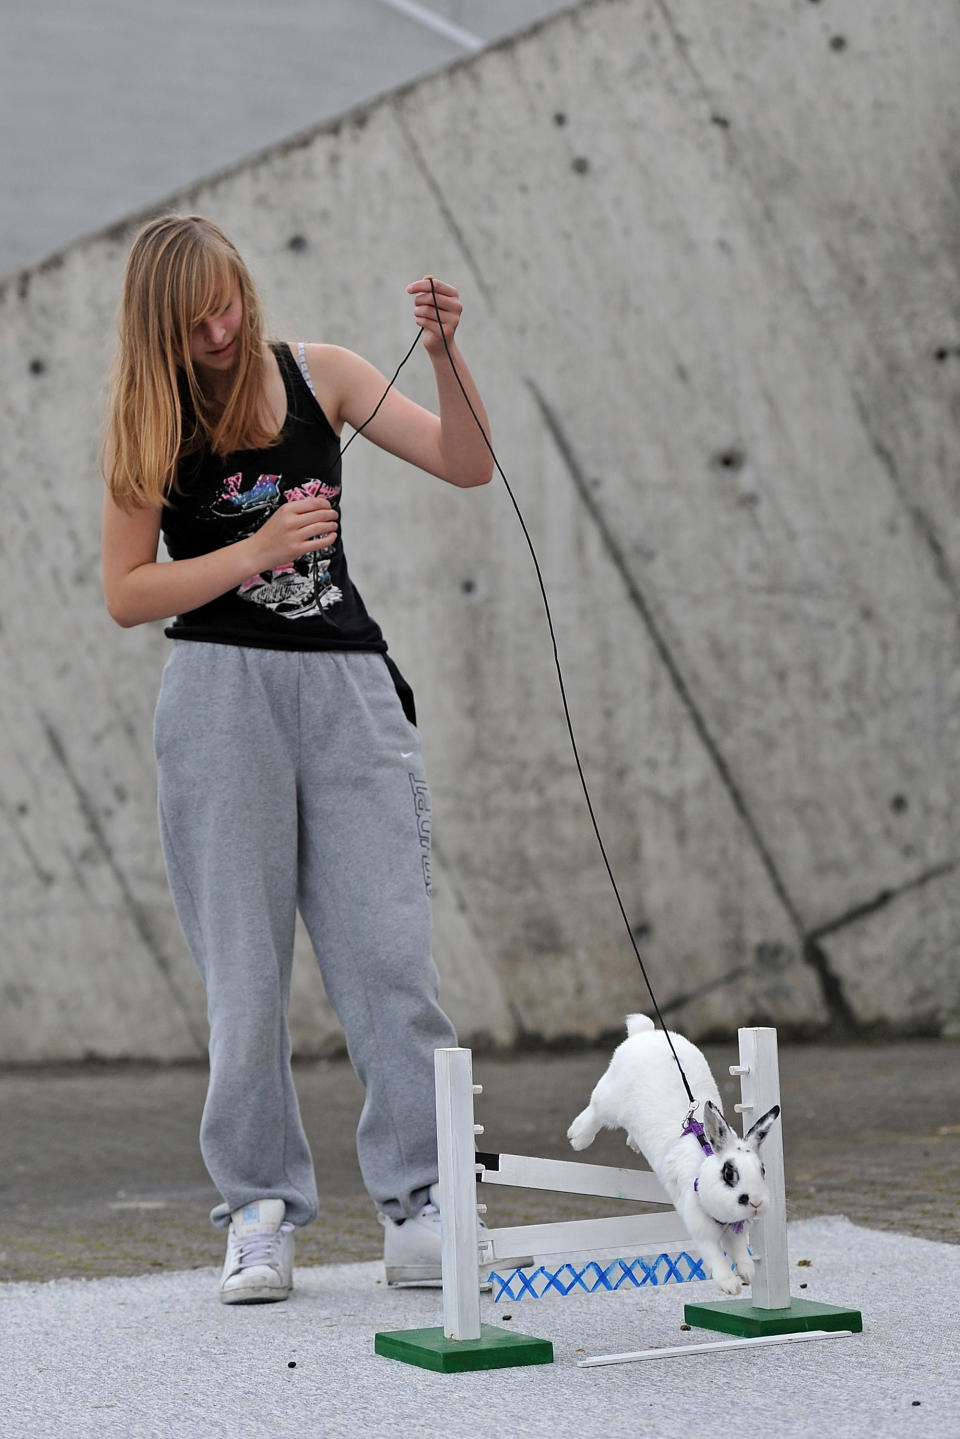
[210,472,344,620]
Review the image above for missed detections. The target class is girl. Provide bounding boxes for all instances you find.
[101,214,492,1303]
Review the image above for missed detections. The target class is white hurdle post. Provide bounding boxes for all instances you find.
[434,1047,484,1341]
[732,1026,790,1309]
[375,1047,553,1372]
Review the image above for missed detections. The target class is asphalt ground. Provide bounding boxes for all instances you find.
[1,1038,956,1285]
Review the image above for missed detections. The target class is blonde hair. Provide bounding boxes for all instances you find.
[102,214,278,510]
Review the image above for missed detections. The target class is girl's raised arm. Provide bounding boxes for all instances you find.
[303,278,494,490]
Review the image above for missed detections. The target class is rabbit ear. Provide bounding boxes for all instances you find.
[703,1100,733,1151]
[744,1104,781,1150]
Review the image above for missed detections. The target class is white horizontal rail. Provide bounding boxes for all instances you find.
[478,1152,670,1204]
[480,1210,691,1264]
[579,1329,855,1367]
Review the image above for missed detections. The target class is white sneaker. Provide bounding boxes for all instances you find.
[380,1185,489,1286]
[218,1199,295,1305]
[380,1190,443,1285]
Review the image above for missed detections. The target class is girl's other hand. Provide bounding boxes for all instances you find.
[406,277,462,356]
[247,497,338,573]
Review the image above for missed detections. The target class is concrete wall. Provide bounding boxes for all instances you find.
[1,0,957,1061]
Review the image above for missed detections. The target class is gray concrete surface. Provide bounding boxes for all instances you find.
[2,0,959,1061]
[0,0,575,277]
[1,1039,956,1285]
[2,1218,957,1439]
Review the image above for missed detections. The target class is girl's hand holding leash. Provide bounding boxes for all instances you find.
[406,277,462,356]
[248,497,338,572]
[398,276,491,488]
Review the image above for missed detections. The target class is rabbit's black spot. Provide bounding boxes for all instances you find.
[722,1161,738,1188]
[761,1163,766,1178]
[738,1193,750,1206]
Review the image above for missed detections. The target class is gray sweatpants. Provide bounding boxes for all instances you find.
[154,643,457,1228]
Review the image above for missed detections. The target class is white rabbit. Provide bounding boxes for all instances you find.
[567,1014,780,1295]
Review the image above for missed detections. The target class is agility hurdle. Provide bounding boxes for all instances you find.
[375,1028,861,1371]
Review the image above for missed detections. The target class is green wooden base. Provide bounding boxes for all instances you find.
[684,1296,863,1338]
[375,1323,554,1372]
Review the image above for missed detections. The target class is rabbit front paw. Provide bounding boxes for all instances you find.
[714,1270,742,1296]
[735,1257,755,1285]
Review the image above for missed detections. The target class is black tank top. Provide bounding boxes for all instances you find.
[161,342,387,655]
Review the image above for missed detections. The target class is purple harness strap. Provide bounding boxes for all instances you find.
[682,1117,713,1156]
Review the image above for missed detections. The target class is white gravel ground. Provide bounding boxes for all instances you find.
[1,1217,956,1439]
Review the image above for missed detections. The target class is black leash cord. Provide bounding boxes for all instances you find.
[424,279,697,1110]
[330,282,698,1111]
[339,328,424,459]
[313,329,424,606]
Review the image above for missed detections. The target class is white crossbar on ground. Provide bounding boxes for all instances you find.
[578,1328,857,1367]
